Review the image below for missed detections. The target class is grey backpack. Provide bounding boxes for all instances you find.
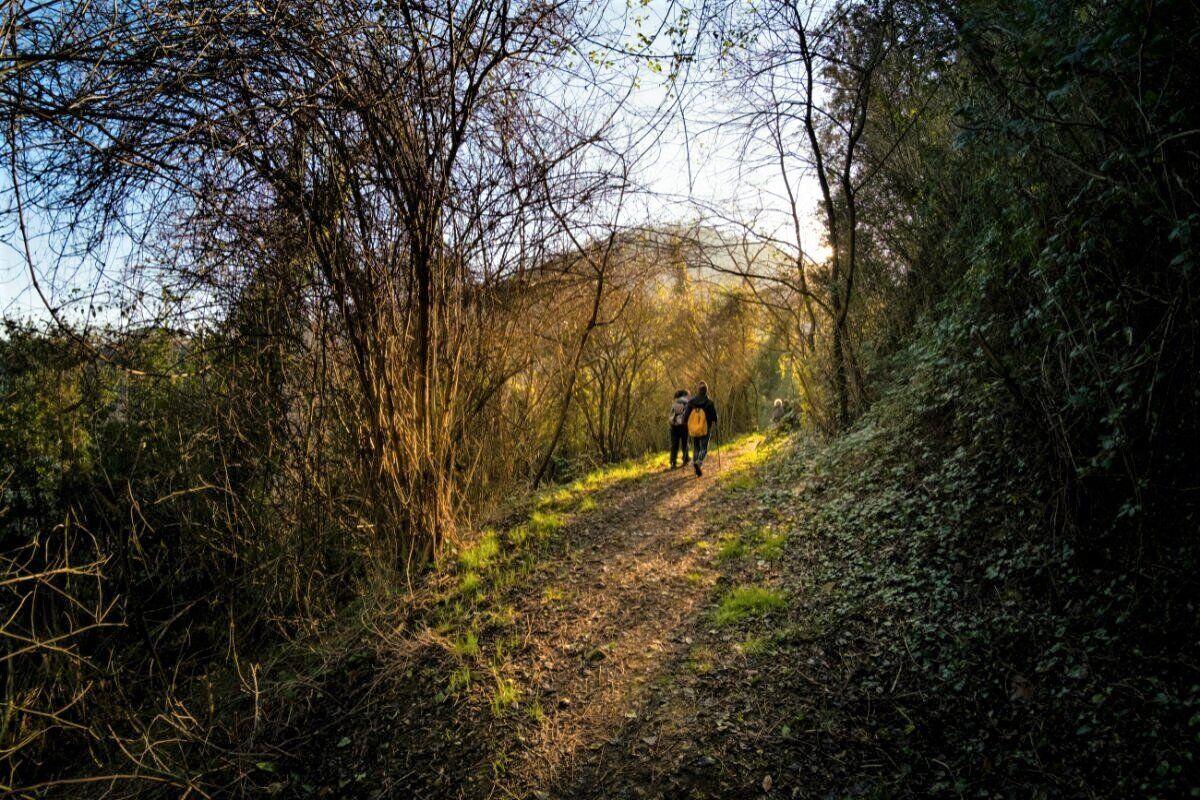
[669,398,688,426]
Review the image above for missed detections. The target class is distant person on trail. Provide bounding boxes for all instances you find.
[771,398,785,426]
[684,382,718,477]
[669,389,691,469]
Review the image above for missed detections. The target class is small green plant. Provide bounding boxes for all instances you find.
[684,570,706,585]
[451,630,479,658]
[442,664,471,701]
[576,496,598,513]
[490,672,521,717]
[738,635,772,656]
[714,585,787,626]
[526,697,546,723]
[487,604,516,629]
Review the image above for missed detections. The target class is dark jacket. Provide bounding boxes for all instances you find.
[684,395,717,431]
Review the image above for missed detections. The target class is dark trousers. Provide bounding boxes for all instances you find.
[670,425,690,466]
[692,433,711,466]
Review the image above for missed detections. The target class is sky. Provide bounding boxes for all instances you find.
[0,0,829,323]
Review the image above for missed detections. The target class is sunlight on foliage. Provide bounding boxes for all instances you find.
[714,585,787,626]
[457,530,500,572]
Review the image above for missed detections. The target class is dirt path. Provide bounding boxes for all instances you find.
[373,442,764,800]
[497,449,745,795]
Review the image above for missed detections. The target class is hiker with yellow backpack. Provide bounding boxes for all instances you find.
[683,381,718,477]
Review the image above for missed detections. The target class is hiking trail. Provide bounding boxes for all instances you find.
[326,437,814,800]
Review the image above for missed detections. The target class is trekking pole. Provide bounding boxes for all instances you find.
[716,422,723,471]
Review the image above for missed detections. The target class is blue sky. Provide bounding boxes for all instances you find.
[0,0,827,323]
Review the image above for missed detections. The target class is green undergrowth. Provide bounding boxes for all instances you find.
[727,340,1200,797]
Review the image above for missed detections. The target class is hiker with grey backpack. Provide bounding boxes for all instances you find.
[668,389,691,469]
[683,382,718,477]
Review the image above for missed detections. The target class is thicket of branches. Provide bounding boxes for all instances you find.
[0,0,784,790]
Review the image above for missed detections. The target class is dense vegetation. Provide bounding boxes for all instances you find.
[2,0,1197,795]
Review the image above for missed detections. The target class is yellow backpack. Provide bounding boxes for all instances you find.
[688,405,709,437]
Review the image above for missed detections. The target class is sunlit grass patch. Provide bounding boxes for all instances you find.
[486,604,516,629]
[458,530,500,572]
[754,528,787,560]
[576,449,667,492]
[714,585,787,626]
[716,531,748,561]
[527,510,564,539]
[575,496,598,513]
[535,486,574,512]
[737,635,772,656]
[718,434,781,490]
[684,570,707,585]
[451,630,479,659]
[715,525,788,563]
[458,572,483,598]
[724,471,763,491]
[506,524,530,547]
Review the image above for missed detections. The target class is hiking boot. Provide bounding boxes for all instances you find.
[694,462,702,476]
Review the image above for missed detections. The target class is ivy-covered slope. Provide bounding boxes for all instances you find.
[754,327,1199,797]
